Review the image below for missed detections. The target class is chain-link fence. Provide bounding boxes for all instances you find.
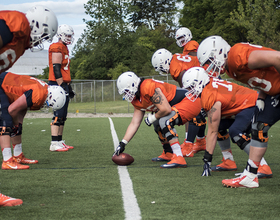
[70,74,179,103]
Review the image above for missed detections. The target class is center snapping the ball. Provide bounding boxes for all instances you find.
[112,153,134,166]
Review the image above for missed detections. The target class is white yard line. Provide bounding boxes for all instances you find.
[109,117,141,220]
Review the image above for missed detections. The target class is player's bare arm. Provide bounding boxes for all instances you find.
[123,108,145,143]
[8,94,28,125]
[248,50,280,73]
[0,36,3,49]
[151,88,172,118]
[206,102,221,154]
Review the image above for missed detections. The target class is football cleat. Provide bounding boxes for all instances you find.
[2,158,30,170]
[181,141,194,157]
[192,137,206,153]
[152,150,173,162]
[50,141,68,152]
[257,164,273,179]
[0,193,23,207]
[13,153,38,164]
[59,140,74,149]
[160,155,187,168]
[222,169,259,188]
[211,158,237,171]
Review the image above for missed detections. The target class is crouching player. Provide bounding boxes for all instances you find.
[1,71,66,170]
[112,71,201,168]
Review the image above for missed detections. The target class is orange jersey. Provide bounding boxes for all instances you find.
[2,72,48,110]
[182,40,199,55]
[0,11,30,73]
[169,53,200,81]
[227,43,280,96]
[201,78,258,118]
[48,42,71,83]
[132,79,201,124]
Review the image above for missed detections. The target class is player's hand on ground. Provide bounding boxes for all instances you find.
[113,141,126,156]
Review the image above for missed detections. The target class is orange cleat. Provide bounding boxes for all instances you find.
[222,169,259,188]
[0,193,23,207]
[160,154,187,168]
[257,164,273,179]
[181,142,194,157]
[152,150,173,162]
[211,158,237,171]
[13,153,38,164]
[2,158,29,170]
[192,137,206,153]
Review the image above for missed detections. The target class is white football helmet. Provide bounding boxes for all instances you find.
[197,35,231,78]
[26,5,58,51]
[151,48,173,75]
[117,71,141,102]
[57,24,74,45]
[182,67,210,102]
[46,86,66,111]
[175,27,192,47]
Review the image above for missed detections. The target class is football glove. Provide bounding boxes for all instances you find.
[60,82,68,95]
[68,84,75,99]
[201,161,211,176]
[113,141,126,156]
[144,113,157,126]
[201,150,213,176]
[256,98,265,112]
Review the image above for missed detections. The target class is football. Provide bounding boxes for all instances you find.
[112,153,134,166]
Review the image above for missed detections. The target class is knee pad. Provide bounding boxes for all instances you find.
[192,114,207,127]
[0,126,12,136]
[251,122,270,143]
[232,133,251,150]
[51,117,64,126]
[160,108,180,141]
[217,130,229,141]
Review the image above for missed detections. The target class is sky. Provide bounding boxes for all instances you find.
[1,0,91,55]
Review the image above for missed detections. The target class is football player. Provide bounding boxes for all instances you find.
[48,24,75,152]
[175,27,199,56]
[0,6,58,206]
[197,36,279,188]
[113,71,202,168]
[1,71,66,169]
[151,48,207,160]
[182,67,272,181]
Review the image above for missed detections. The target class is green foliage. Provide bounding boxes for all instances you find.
[36,66,49,79]
[230,0,280,50]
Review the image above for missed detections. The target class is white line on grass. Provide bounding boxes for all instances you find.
[109,117,141,220]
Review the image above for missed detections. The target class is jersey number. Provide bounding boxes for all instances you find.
[0,49,16,71]
[212,78,233,91]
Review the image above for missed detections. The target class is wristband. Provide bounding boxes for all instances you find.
[121,139,128,145]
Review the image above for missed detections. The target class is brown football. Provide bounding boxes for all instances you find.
[112,153,134,166]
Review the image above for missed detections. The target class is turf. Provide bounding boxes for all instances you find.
[1,117,280,220]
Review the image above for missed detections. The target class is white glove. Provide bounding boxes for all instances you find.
[144,113,157,126]
[256,98,265,111]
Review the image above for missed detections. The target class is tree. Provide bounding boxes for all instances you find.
[230,0,280,50]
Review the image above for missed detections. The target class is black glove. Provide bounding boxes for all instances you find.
[60,82,68,94]
[68,84,75,99]
[201,150,212,176]
[113,141,126,156]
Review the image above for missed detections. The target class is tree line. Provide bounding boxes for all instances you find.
[40,0,280,80]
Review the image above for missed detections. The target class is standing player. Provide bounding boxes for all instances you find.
[197,35,277,188]
[151,48,206,159]
[0,5,58,206]
[175,28,207,155]
[112,71,201,168]
[182,67,272,179]
[175,27,199,56]
[48,24,75,152]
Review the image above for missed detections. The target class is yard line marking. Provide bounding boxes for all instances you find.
[109,117,141,220]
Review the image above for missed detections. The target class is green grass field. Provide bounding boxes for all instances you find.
[1,116,280,220]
